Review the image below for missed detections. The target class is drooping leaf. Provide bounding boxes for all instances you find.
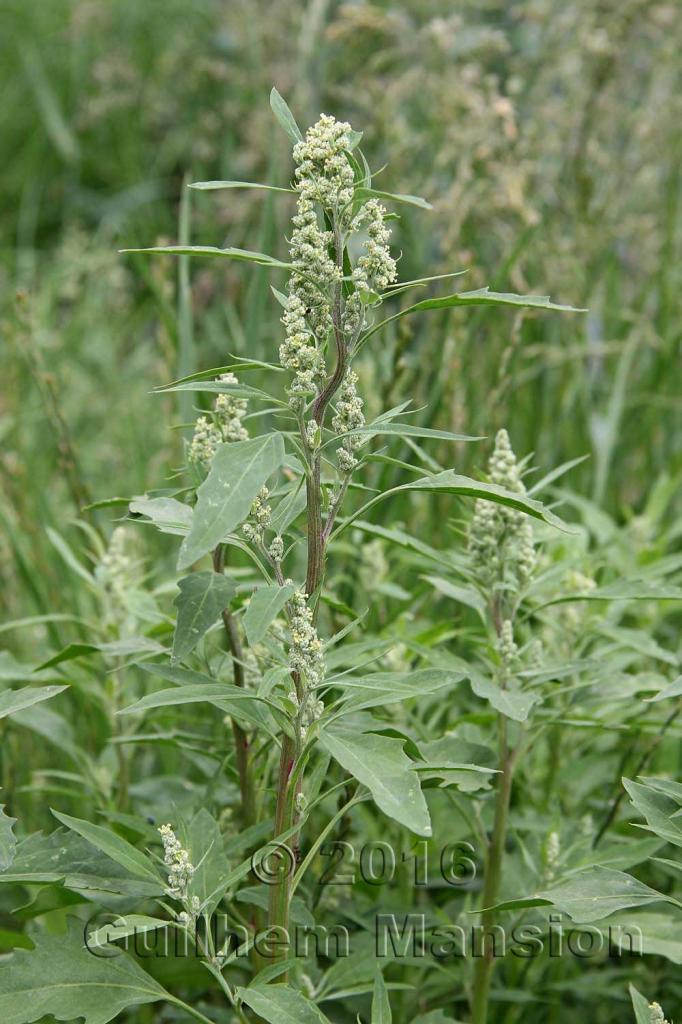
[0,685,68,721]
[333,470,570,539]
[350,422,482,443]
[359,286,585,346]
[0,921,171,1024]
[624,777,682,846]
[51,811,162,887]
[128,496,193,535]
[371,970,392,1023]
[355,186,432,210]
[239,982,332,1024]
[119,682,276,736]
[243,583,296,646]
[171,571,235,664]
[332,668,460,713]
[269,87,303,142]
[320,724,431,836]
[178,433,285,570]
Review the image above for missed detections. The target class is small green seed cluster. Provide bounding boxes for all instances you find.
[544,831,560,879]
[649,1003,670,1024]
[497,619,518,668]
[469,428,536,587]
[289,590,325,687]
[293,113,354,209]
[187,372,248,466]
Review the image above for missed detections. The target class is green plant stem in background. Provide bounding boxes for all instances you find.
[470,713,514,1024]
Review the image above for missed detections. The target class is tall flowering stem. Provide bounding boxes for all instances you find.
[267,113,396,960]
[469,429,536,1024]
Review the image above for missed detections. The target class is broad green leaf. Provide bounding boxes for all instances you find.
[86,915,170,950]
[129,496,193,535]
[423,576,486,618]
[320,724,431,836]
[0,685,68,721]
[355,186,432,210]
[333,668,460,713]
[189,179,293,193]
[0,922,170,1024]
[51,811,162,886]
[269,87,303,142]
[624,778,682,846]
[629,984,654,1024]
[120,244,291,269]
[536,866,674,923]
[118,682,276,735]
[171,571,235,664]
[178,433,285,570]
[371,970,392,1024]
[239,983,331,1024]
[243,583,296,645]
[603,912,682,965]
[0,797,17,870]
[333,470,570,539]
[470,674,536,723]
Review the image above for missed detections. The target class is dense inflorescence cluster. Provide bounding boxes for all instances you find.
[332,368,365,473]
[469,428,536,588]
[288,590,325,688]
[158,823,195,903]
[242,486,272,545]
[97,526,133,596]
[649,1003,670,1024]
[352,199,397,294]
[187,372,248,466]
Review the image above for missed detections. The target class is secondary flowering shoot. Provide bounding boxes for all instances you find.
[187,372,248,466]
[469,428,536,589]
[242,486,272,545]
[158,824,194,903]
[332,368,365,473]
[96,526,133,597]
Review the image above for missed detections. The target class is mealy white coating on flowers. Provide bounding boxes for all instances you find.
[498,618,518,668]
[293,113,354,209]
[469,428,536,586]
[158,823,194,902]
[279,289,327,400]
[97,526,132,594]
[649,1003,670,1024]
[333,368,365,473]
[268,535,284,563]
[242,485,271,544]
[305,419,321,451]
[288,590,325,687]
[352,199,397,294]
[187,372,248,466]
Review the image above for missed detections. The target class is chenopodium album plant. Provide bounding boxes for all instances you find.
[0,91,594,1023]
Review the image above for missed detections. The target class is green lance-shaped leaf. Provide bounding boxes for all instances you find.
[371,970,392,1024]
[189,179,294,193]
[86,915,171,951]
[333,470,571,540]
[629,984,654,1024]
[0,685,68,720]
[355,186,432,210]
[178,433,285,570]
[469,673,537,723]
[120,244,292,269]
[238,983,332,1024]
[0,796,17,871]
[320,724,431,836]
[359,285,585,347]
[487,866,678,923]
[128,496,193,535]
[0,921,171,1024]
[51,811,163,887]
[171,570,236,664]
[243,583,296,645]
[269,87,303,142]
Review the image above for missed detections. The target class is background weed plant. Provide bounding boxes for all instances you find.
[1,4,681,1024]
